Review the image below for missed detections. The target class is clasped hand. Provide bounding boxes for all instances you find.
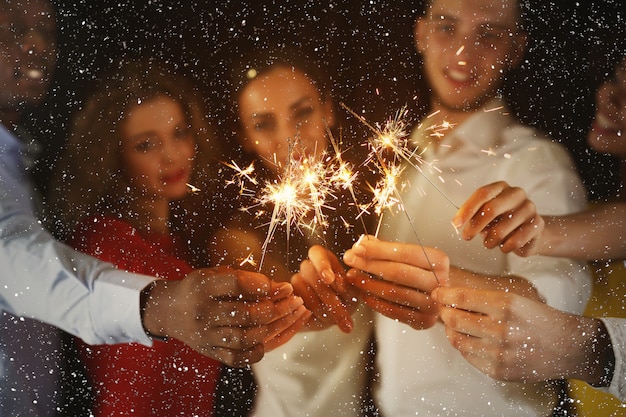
[143,266,310,367]
[292,237,449,332]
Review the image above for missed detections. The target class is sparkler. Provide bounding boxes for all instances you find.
[325,123,371,236]
[222,160,257,196]
[340,102,458,210]
[222,104,456,284]
[225,137,337,271]
[339,103,461,285]
[238,252,257,268]
[186,183,201,194]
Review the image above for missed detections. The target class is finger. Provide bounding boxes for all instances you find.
[349,238,447,270]
[234,269,273,298]
[302,273,354,332]
[210,326,262,350]
[201,293,302,328]
[480,200,540,249]
[452,182,509,229]
[205,344,265,368]
[296,262,354,331]
[363,294,438,330]
[271,294,305,320]
[461,186,529,242]
[191,267,273,301]
[344,251,441,292]
[438,305,495,340]
[432,287,504,318]
[307,245,340,284]
[263,306,312,351]
[299,258,325,287]
[497,216,544,254]
[347,271,437,311]
[291,272,327,319]
[268,280,295,301]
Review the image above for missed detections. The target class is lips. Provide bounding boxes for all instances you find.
[161,168,189,185]
[447,67,471,83]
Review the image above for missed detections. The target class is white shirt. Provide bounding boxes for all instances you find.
[251,305,373,417]
[376,99,591,416]
[0,124,155,414]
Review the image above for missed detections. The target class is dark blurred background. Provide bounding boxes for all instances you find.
[29,0,625,201]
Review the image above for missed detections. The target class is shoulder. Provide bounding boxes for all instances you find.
[74,215,137,238]
[501,122,576,167]
[70,215,144,254]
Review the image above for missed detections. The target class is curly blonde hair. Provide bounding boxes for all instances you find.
[47,57,220,241]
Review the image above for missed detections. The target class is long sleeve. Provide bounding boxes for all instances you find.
[599,317,626,402]
[0,125,154,346]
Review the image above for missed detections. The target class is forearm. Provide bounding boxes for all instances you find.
[538,203,626,260]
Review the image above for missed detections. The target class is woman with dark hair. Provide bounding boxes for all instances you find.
[211,46,376,417]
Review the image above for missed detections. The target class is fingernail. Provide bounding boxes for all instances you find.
[343,251,355,265]
[340,317,354,333]
[275,282,293,297]
[352,242,366,255]
[321,269,335,284]
[289,296,304,309]
[451,215,463,229]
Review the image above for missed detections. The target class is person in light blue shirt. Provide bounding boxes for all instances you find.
[0,1,307,415]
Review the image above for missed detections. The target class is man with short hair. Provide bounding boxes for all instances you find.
[349,0,591,415]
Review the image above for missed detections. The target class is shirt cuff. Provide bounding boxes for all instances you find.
[91,269,156,346]
[599,317,626,401]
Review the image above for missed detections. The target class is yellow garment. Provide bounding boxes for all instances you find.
[570,260,626,416]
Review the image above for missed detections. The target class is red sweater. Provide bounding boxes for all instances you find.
[71,215,221,417]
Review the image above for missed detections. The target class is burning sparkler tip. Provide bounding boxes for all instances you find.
[186,183,201,194]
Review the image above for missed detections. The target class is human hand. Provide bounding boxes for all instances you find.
[588,56,626,156]
[452,181,545,256]
[291,245,355,333]
[342,236,448,330]
[142,266,308,367]
[262,281,312,351]
[432,286,609,383]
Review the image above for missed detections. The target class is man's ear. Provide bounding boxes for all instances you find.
[414,17,427,55]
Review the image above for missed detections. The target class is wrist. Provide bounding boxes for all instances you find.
[589,319,615,387]
[573,316,614,387]
[140,280,169,341]
[536,216,560,256]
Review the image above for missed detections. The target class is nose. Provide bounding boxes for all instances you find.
[276,119,300,143]
[161,137,185,164]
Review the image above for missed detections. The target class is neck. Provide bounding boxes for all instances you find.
[428,90,502,134]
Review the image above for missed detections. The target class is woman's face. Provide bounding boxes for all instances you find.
[237,65,334,173]
[119,95,195,203]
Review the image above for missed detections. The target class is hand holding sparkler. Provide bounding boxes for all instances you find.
[343,236,448,330]
[291,245,357,333]
[142,266,309,367]
[452,181,545,257]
